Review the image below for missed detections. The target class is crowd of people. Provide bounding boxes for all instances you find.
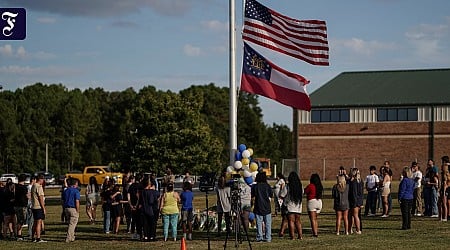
[1,155,449,243]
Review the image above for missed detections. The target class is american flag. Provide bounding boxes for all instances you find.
[243,0,329,66]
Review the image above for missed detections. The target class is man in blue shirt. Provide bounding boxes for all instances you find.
[180,181,194,240]
[63,178,81,242]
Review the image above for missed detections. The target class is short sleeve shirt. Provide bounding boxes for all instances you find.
[31,182,45,209]
[366,174,379,191]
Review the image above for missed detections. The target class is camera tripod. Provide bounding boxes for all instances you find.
[223,188,252,250]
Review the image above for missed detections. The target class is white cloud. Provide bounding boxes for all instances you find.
[183,44,202,56]
[0,44,27,58]
[0,65,80,77]
[201,20,228,32]
[0,44,14,57]
[332,38,396,56]
[16,46,26,58]
[405,20,450,62]
[0,44,56,60]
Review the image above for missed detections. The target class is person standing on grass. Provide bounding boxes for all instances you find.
[180,181,194,240]
[283,171,303,240]
[31,174,46,243]
[63,178,80,242]
[411,162,423,216]
[14,174,29,241]
[332,174,349,235]
[439,156,450,221]
[305,173,323,237]
[348,168,363,234]
[273,173,286,217]
[160,182,180,242]
[27,176,36,239]
[140,176,160,241]
[110,184,123,234]
[3,181,16,239]
[183,170,195,186]
[364,165,379,216]
[85,176,100,224]
[398,167,415,230]
[380,167,392,218]
[216,172,231,236]
[423,159,437,217]
[101,182,113,234]
[252,172,273,243]
[128,173,142,239]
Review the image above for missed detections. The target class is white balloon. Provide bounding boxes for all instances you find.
[242,150,251,158]
[242,165,250,171]
[251,171,257,179]
[226,166,234,173]
[234,161,243,169]
[243,170,252,177]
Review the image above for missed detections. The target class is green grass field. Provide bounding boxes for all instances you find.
[2,181,449,249]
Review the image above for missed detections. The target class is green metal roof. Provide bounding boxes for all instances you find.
[310,68,450,108]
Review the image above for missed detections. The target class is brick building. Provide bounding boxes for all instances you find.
[294,68,450,180]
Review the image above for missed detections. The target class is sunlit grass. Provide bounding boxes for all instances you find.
[2,181,448,249]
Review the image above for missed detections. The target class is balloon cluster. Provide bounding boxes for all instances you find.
[226,143,260,185]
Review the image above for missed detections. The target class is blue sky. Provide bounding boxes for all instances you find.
[1,0,450,128]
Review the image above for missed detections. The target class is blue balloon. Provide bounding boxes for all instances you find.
[235,152,242,161]
[238,144,247,152]
[249,212,255,221]
[244,176,253,185]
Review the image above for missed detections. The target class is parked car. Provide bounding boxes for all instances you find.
[0,173,18,183]
[34,171,56,185]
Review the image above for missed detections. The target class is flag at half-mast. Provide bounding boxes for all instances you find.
[243,0,329,66]
[240,42,311,111]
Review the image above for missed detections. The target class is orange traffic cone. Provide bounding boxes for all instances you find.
[180,237,186,250]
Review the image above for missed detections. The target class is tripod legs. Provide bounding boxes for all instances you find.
[223,211,252,250]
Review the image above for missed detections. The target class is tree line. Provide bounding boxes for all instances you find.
[0,83,293,176]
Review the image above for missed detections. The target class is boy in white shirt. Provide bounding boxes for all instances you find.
[364,165,379,216]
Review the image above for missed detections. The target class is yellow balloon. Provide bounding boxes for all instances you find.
[248,148,254,156]
[242,158,250,166]
[250,162,258,172]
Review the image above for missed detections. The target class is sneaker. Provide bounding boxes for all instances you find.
[355,231,362,235]
[368,213,376,217]
[416,213,422,217]
[32,238,37,243]
[17,237,24,241]
[36,239,47,243]
[381,214,389,218]
[336,232,339,235]
[188,233,192,241]
[431,215,439,218]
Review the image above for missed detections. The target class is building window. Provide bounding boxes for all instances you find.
[377,108,418,121]
[311,109,350,123]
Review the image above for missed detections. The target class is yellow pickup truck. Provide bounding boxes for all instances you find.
[66,166,123,185]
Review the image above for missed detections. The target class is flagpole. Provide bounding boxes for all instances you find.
[229,0,237,166]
